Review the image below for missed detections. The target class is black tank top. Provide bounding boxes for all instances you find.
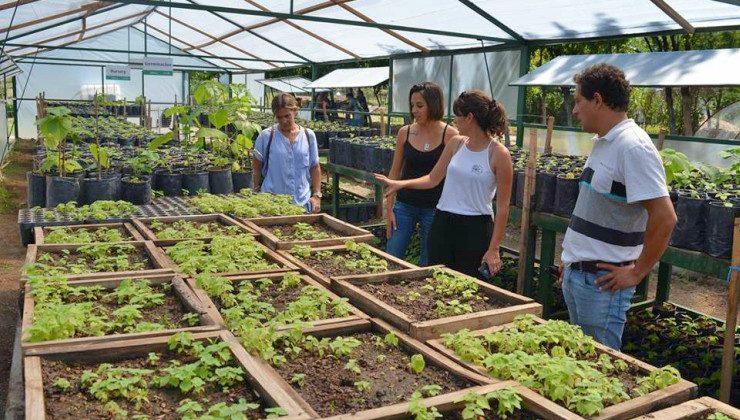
[396,124,448,208]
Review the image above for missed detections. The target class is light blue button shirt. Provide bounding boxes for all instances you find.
[253,125,319,210]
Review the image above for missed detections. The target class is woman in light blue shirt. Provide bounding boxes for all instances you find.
[252,93,322,213]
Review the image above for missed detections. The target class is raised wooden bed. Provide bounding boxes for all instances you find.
[321,380,583,420]
[185,271,368,331]
[22,241,173,284]
[22,272,220,355]
[332,266,542,341]
[159,238,298,277]
[242,213,374,250]
[34,222,145,245]
[632,396,740,419]
[24,330,310,420]
[131,213,256,246]
[242,317,495,418]
[427,316,697,420]
[277,243,417,287]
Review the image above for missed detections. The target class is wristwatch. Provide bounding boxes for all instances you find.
[312,191,323,198]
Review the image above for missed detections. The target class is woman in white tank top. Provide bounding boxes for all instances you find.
[375,90,513,279]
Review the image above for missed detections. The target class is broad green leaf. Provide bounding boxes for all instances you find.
[89,144,110,170]
[196,127,227,139]
[147,132,174,150]
[208,108,229,129]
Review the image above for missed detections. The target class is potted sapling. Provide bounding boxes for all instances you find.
[37,107,84,207]
[122,149,159,205]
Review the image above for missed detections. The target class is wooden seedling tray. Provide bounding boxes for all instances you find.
[131,213,256,246]
[185,271,369,332]
[277,243,417,287]
[332,266,542,341]
[241,317,495,418]
[22,241,174,285]
[321,380,583,420]
[22,272,220,355]
[158,238,298,277]
[242,213,374,250]
[632,396,740,419]
[34,222,145,245]
[426,316,697,420]
[24,330,310,420]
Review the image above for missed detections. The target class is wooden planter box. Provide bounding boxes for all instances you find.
[22,273,220,355]
[322,380,583,420]
[22,241,173,285]
[332,266,542,341]
[277,244,417,287]
[242,317,495,418]
[24,330,310,420]
[427,316,697,420]
[185,271,369,331]
[632,396,740,419]
[159,239,298,277]
[132,213,256,246]
[242,213,375,250]
[34,222,145,245]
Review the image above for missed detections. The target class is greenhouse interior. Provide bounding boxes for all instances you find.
[0,0,739,418]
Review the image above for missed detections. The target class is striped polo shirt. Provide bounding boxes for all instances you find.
[561,119,668,265]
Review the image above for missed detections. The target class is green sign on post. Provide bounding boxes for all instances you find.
[143,57,173,76]
[105,65,130,81]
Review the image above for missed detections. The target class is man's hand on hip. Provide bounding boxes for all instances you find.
[595,263,641,292]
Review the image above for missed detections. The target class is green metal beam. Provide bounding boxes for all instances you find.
[15,56,238,71]
[108,0,517,44]
[527,24,740,47]
[3,42,306,65]
[515,44,530,147]
[458,0,524,42]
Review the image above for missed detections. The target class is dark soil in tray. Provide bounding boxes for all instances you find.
[43,226,134,244]
[147,219,243,240]
[36,244,153,274]
[275,332,474,417]
[269,221,340,241]
[41,347,267,419]
[298,250,404,278]
[358,278,511,321]
[442,410,541,419]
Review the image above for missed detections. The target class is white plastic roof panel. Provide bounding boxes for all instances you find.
[258,76,314,93]
[252,22,353,62]
[306,67,389,88]
[510,49,740,87]
[219,31,308,63]
[85,5,150,27]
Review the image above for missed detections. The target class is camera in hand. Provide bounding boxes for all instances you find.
[478,262,493,281]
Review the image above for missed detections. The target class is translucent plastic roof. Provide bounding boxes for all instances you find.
[0,0,738,71]
[306,66,389,88]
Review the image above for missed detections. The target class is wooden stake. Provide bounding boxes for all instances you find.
[657,129,667,151]
[719,218,739,403]
[516,128,538,294]
[379,107,386,136]
[544,115,555,155]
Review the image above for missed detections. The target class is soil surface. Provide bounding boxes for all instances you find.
[42,226,135,244]
[35,245,152,274]
[41,348,266,419]
[359,278,510,321]
[297,250,404,278]
[270,221,339,240]
[275,332,474,417]
[442,410,540,419]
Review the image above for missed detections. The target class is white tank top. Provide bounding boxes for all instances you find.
[436,140,497,216]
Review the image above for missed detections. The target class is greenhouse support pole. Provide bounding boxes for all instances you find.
[719,218,739,403]
[386,59,393,135]
[516,128,537,294]
[515,44,530,147]
[447,55,454,123]
[100,67,105,97]
[12,76,18,140]
[311,64,317,121]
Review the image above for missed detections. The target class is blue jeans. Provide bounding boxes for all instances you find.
[386,201,435,266]
[562,266,636,350]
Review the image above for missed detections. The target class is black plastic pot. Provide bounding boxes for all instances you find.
[232,170,252,192]
[554,175,579,217]
[27,172,46,208]
[535,171,557,213]
[315,131,328,149]
[122,176,151,205]
[209,168,234,195]
[182,171,210,196]
[81,174,121,204]
[154,170,183,197]
[670,193,707,251]
[45,175,81,207]
[515,171,525,207]
[704,201,739,259]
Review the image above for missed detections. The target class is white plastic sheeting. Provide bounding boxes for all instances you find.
[392,50,521,116]
[0,99,9,165]
[1,0,738,70]
[511,49,740,87]
[306,67,389,89]
[259,76,316,93]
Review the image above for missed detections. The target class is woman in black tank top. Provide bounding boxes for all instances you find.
[385,82,458,266]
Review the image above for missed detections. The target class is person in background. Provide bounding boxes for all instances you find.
[377,90,512,278]
[382,82,458,266]
[252,93,322,213]
[346,92,365,127]
[559,64,676,350]
[314,92,329,122]
[357,89,370,126]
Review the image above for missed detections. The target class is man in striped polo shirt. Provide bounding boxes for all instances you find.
[560,64,677,350]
